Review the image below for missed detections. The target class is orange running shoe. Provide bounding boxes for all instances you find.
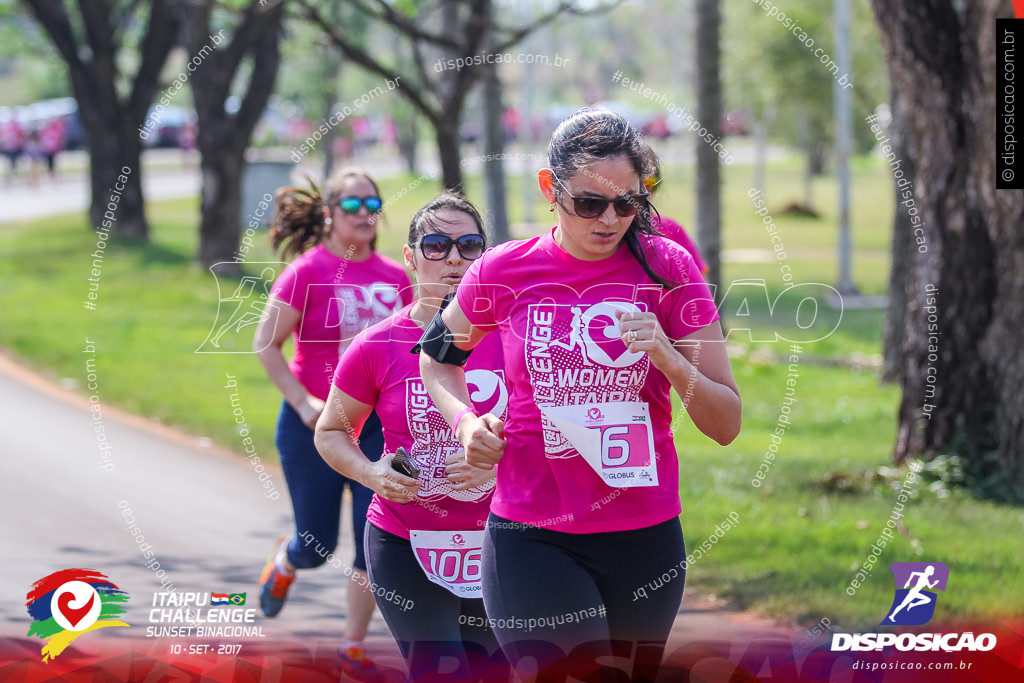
[337,644,383,682]
[258,536,295,617]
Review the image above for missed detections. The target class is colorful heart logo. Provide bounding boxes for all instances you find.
[48,580,102,632]
[26,569,130,662]
[56,591,95,629]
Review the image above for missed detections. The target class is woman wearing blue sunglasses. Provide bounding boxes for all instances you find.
[253,168,412,679]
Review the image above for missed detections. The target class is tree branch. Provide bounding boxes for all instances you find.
[112,0,145,42]
[77,0,115,76]
[21,0,84,72]
[489,0,622,54]
[128,0,182,124]
[410,34,436,100]
[298,0,440,124]
[219,1,277,91]
[350,0,459,49]
[440,0,490,108]
[234,1,284,138]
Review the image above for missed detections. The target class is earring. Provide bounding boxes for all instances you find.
[325,217,332,225]
[549,203,555,213]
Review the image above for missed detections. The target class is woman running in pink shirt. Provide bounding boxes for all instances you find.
[419,109,741,680]
[316,193,509,681]
[253,168,412,678]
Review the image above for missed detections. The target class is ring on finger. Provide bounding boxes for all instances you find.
[629,329,639,342]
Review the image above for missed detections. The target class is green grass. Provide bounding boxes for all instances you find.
[671,352,1024,630]
[1,156,1021,631]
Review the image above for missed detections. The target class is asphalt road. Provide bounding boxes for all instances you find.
[0,352,400,659]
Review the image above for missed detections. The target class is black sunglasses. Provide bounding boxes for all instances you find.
[552,175,649,219]
[338,196,383,214]
[415,233,486,261]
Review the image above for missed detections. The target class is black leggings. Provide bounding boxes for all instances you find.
[482,513,685,682]
[364,523,508,682]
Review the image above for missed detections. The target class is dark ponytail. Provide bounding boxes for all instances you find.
[269,180,326,261]
[547,108,676,289]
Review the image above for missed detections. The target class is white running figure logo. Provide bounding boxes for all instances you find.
[550,305,595,365]
[210,267,276,347]
[887,564,938,622]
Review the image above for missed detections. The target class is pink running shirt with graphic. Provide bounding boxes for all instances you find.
[333,305,508,539]
[456,227,719,533]
[270,244,412,401]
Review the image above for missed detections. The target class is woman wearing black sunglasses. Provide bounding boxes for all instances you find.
[252,168,412,679]
[419,109,741,680]
[315,192,509,680]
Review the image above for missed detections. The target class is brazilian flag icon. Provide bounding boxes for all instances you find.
[228,593,246,605]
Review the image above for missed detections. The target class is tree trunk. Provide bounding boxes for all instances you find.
[882,87,914,382]
[83,105,148,240]
[871,0,1024,493]
[186,0,284,268]
[482,59,510,244]
[803,148,815,210]
[396,114,419,174]
[23,0,182,242]
[751,103,775,196]
[797,110,825,210]
[695,0,723,299]
[519,30,537,226]
[752,119,767,195]
[320,54,343,180]
[197,149,245,271]
[808,142,826,175]
[436,122,464,191]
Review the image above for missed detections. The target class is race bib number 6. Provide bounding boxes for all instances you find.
[539,402,658,488]
[601,424,648,466]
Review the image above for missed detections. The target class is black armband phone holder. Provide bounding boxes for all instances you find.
[411,292,474,366]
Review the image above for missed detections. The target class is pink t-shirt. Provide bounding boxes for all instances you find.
[40,119,66,155]
[270,245,413,400]
[456,227,720,534]
[653,216,708,275]
[333,305,508,539]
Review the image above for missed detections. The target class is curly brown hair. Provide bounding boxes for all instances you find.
[269,168,382,261]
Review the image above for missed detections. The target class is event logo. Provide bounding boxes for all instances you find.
[25,569,130,662]
[832,561,996,652]
[882,562,948,626]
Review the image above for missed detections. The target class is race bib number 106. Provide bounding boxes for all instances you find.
[409,530,485,598]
